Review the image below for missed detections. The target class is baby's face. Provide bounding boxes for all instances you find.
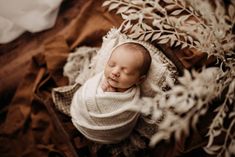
[104,45,144,91]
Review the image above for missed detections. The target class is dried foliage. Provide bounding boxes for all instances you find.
[103,0,235,156]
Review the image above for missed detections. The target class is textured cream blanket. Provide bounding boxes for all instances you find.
[70,72,141,144]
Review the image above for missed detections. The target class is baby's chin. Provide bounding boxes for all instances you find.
[108,82,119,89]
[107,78,118,86]
[109,83,132,92]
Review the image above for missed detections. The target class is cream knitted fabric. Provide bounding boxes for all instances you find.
[63,46,99,85]
[70,72,140,144]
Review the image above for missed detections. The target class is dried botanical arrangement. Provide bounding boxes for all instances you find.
[103,0,235,156]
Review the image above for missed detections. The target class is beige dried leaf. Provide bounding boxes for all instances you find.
[128,32,141,38]
[228,4,235,19]
[181,42,188,49]
[165,4,177,10]
[144,32,153,41]
[151,32,161,41]
[158,38,170,44]
[108,3,119,11]
[171,9,183,15]
[163,0,174,4]
[102,1,112,7]
[117,6,129,14]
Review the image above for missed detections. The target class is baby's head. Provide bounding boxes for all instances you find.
[104,42,152,92]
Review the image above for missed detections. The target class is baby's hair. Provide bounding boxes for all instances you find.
[119,42,152,76]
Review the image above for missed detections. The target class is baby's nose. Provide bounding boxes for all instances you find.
[112,72,120,77]
[111,68,120,77]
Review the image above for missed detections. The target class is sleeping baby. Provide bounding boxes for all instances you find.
[70,42,152,144]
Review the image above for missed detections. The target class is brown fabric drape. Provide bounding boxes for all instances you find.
[0,0,213,157]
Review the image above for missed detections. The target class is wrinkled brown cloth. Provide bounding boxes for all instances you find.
[0,0,216,157]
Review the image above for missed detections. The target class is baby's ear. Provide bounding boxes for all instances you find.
[136,75,146,85]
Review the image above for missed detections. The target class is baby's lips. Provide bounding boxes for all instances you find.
[108,77,118,83]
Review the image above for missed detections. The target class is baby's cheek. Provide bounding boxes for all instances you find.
[104,68,110,77]
[121,77,133,86]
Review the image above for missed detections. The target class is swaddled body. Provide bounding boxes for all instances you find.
[71,72,140,143]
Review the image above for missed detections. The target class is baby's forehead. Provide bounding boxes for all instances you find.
[112,43,147,55]
[115,43,143,50]
[112,45,142,58]
[110,44,145,67]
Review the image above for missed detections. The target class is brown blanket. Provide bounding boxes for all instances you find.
[0,0,214,157]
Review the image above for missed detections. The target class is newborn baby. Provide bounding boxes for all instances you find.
[101,43,151,92]
[70,42,152,144]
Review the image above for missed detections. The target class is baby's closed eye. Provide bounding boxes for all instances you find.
[108,61,115,67]
[123,69,135,75]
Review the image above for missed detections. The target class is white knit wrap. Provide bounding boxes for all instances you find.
[70,72,140,144]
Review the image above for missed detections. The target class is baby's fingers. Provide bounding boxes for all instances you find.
[107,86,116,92]
[101,82,108,91]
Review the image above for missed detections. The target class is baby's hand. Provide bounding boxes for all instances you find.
[101,78,116,92]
